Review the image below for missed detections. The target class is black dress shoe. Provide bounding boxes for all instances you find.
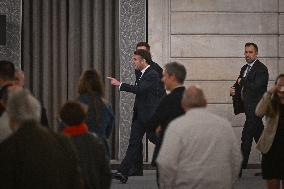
[112,171,128,184]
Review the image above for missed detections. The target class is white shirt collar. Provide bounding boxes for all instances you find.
[140,65,150,77]
[247,59,257,67]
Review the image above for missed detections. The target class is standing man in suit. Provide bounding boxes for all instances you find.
[108,49,160,183]
[136,42,166,145]
[147,62,186,165]
[230,42,269,175]
[146,62,186,186]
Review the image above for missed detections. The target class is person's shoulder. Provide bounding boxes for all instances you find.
[146,66,159,77]
[167,111,188,128]
[151,61,162,69]
[255,60,268,70]
[173,86,185,94]
[151,61,163,73]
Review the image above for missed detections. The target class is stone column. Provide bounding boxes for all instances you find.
[0,0,21,68]
[118,0,146,159]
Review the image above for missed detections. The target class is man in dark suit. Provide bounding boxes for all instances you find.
[108,49,160,183]
[135,42,166,145]
[146,62,186,185]
[147,62,186,164]
[230,42,269,175]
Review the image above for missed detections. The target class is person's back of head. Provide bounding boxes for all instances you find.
[60,101,87,126]
[78,69,105,98]
[6,89,41,131]
[182,85,207,111]
[0,60,15,86]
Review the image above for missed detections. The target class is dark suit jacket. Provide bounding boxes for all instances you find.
[232,80,244,115]
[0,121,83,189]
[147,86,185,141]
[135,60,166,98]
[70,133,111,189]
[120,67,160,124]
[233,59,268,114]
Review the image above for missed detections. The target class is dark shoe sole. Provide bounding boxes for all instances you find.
[112,172,128,184]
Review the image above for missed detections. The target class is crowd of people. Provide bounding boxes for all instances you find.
[0,61,113,189]
[0,41,283,189]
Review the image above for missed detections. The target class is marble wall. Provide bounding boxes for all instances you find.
[0,0,21,68]
[118,0,146,159]
[149,0,283,165]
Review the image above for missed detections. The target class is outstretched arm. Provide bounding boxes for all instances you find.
[107,77,121,86]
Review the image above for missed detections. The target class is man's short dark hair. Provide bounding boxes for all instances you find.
[164,62,187,84]
[0,60,15,81]
[136,42,150,51]
[245,42,258,53]
[60,101,86,126]
[134,49,152,65]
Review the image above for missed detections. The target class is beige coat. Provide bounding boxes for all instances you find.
[255,92,280,154]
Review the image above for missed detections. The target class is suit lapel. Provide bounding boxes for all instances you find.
[140,67,151,81]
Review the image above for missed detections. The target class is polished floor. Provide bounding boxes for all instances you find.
[111,169,266,189]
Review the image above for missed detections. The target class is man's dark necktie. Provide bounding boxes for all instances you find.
[245,65,251,77]
[241,65,251,100]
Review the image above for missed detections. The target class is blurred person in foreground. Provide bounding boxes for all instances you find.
[157,85,242,189]
[0,89,83,189]
[255,74,284,189]
[0,84,14,142]
[60,101,111,189]
[14,69,49,127]
[77,69,114,159]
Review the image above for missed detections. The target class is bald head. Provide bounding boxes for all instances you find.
[182,85,207,111]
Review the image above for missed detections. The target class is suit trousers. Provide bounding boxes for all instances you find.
[241,104,264,168]
[118,120,145,175]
